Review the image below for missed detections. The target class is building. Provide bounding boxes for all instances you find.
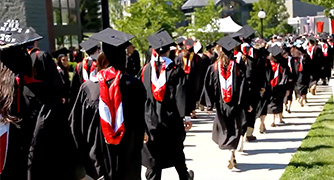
[0,0,82,52]
[181,0,255,26]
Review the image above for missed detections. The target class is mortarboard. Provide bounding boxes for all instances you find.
[80,38,100,52]
[206,42,216,50]
[147,30,175,50]
[13,27,43,46]
[184,39,194,50]
[90,28,134,47]
[267,45,282,57]
[237,25,255,39]
[194,41,202,54]
[307,36,316,43]
[176,37,186,45]
[216,36,240,52]
[51,47,70,58]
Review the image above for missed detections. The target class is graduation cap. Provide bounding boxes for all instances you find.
[230,32,243,42]
[51,47,70,59]
[147,30,175,50]
[216,36,240,51]
[80,38,100,53]
[307,36,316,43]
[176,37,186,45]
[184,39,194,50]
[237,25,255,39]
[206,42,216,50]
[90,28,134,47]
[267,45,282,57]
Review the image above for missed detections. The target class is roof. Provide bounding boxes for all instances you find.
[182,0,221,10]
[242,0,258,4]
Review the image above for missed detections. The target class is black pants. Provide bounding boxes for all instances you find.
[145,163,189,180]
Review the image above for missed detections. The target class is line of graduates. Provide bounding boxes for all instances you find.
[1,18,333,180]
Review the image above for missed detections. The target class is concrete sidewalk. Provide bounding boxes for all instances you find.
[141,84,333,180]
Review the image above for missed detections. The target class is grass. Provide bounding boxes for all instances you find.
[280,96,334,180]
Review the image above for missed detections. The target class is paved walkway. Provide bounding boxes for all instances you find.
[141,83,333,180]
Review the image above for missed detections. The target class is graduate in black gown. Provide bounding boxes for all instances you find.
[69,39,100,108]
[266,46,289,127]
[141,30,194,180]
[318,37,332,85]
[0,40,82,180]
[125,43,141,77]
[175,39,202,119]
[201,36,249,169]
[52,48,71,106]
[282,46,297,113]
[306,37,323,95]
[69,28,146,180]
[291,43,309,107]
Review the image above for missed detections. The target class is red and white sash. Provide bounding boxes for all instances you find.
[98,67,124,145]
[270,61,282,87]
[287,57,292,73]
[150,49,172,102]
[328,42,334,48]
[234,51,242,64]
[218,60,234,103]
[82,57,97,82]
[298,57,303,72]
[307,45,315,59]
[241,43,254,58]
[0,121,9,174]
[183,52,194,74]
[320,43,328,57]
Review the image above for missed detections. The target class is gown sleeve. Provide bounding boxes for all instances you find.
[175,67,187,118]
[200,65,215,111]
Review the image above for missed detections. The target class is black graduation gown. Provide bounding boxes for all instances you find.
[201,60,247,150]
[267,61,289,114]
[29,48,63,100]
[306,46,322,87]
[69,58,95,109]
[57,67,71,103]
[125,50,141,77]
[69,75,146,180]
[175,53,202,115]
[318,42,332,80]
[141,61,187,169]
[284,56,298,103]
[1,77,82,180]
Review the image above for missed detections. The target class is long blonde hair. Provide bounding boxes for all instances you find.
[0,62,19,125]
[215,46,230,67]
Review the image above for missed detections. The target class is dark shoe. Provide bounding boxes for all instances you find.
[287,109,291,114]
[271,123,276,127]
[245,135,257,142]
[279,120,285,124]
[187,170,194,180]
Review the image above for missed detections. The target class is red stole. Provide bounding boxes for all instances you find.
[0,122,9,174]
[183,52,194,74]
[217,60,234,103]
[270,61,282,87]
[321,43,328,57]
[234,51,242,64]
[298,57,303,72]
[150,49,172,102]
[78,58,97,82]
[98,67,124,145]
[307,45,315,59]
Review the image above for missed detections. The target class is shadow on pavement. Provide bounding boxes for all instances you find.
[188,130,212,133]
[291,110,322,114]
[234,163,287,172]
[298,145,333,151]
[287,162,329,168]
[265,129,310,134]
[284,122,313,126]
[255,138,303,143]
[243,148,297,155]
[305,134,334,139]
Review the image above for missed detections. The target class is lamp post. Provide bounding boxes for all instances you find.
[258,9,266,38]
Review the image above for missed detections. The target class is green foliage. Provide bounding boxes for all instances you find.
[280,96,334,180]
[302,0,334,18]
[109,0,124,27]
[80,0,102,31]
[248,0,293,38]
[185,0,223,48]
[68,62,78,72]
[113,0,185,55]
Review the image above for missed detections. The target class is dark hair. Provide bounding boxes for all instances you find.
[86,46,99,55]
[103,43,127,71]
[0,62,19,125]
[57,54,69,77]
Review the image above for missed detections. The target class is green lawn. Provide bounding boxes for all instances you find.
[280,96,334,180]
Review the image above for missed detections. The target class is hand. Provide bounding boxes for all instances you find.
[143,133,148,143]
[260,88,266,93]
[248,106,253,112]
[185,121,192,131]
[62,98,66,104]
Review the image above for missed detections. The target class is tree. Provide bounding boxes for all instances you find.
[109,0,124,27]
[113,0,185,55]
[80,0,102,32]
[248,0,293,38]
[302,0,334,18]
[185,0,223,48]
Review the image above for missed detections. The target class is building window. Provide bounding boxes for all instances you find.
[53,0,77,26]
[55,35,79,49]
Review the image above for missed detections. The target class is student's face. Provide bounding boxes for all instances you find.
[126,45,135,55]
[61,56,69,68]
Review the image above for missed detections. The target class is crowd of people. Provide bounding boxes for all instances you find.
[0,18,333,180]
